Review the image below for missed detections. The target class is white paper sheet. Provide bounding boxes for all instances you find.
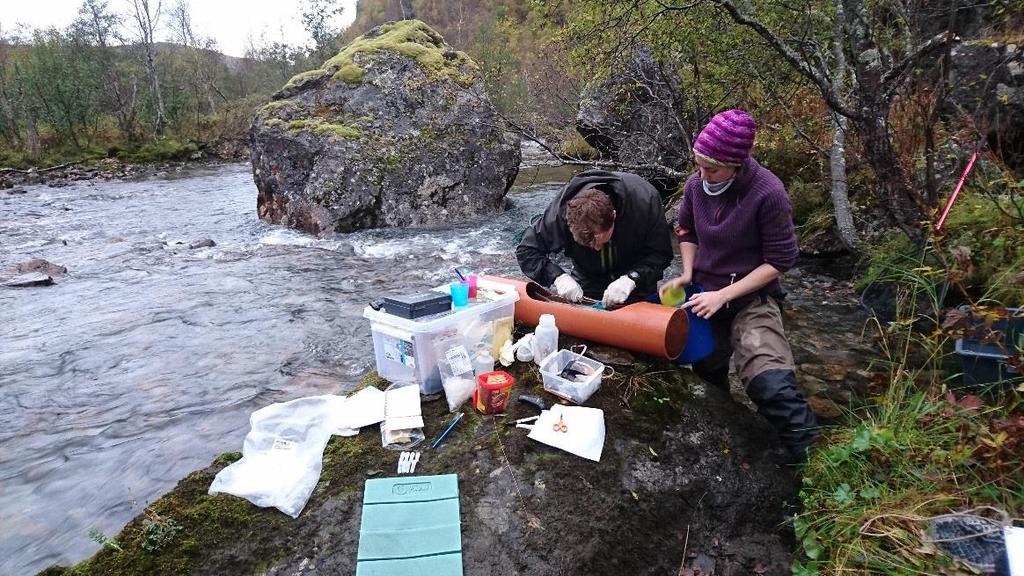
[332,386,385,434]
[1007,526,1024,576]
[527,404,605,462]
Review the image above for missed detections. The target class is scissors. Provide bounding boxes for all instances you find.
[552,414,568,433]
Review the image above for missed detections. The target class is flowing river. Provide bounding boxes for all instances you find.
[0,154,584,574]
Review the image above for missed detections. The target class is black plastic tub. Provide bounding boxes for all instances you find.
[953,307,1023,390]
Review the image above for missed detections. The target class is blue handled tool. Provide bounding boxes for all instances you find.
[431,412,464,449]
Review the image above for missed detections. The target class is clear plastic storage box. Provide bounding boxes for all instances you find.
[540,349,604,404]
[364,278,519,394]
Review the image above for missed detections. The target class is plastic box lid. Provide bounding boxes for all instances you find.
[363,277,519,333]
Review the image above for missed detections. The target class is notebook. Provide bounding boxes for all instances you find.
[382,383,424,445]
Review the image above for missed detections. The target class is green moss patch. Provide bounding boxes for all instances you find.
[334,63,365,84]
[282,69,330,91]
[285,118,361,139]
[59,463,291,575]
[284,19,477,90]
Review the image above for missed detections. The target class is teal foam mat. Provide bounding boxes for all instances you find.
[356,474,462,576]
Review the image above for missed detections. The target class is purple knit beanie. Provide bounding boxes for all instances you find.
[693,109,757,167]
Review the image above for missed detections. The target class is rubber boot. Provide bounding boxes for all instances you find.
[692,364,730,392]
[745,369,819,462]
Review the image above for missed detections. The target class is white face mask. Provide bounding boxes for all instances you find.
[702,178,734,196]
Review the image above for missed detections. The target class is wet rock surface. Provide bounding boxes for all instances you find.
[249,20,520,235]
[3,272,56,287]
[58,369,799,576]
[1,258,66,288]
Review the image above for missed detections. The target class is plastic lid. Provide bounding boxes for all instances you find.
[539,313,555,326]
[477,370,514,389]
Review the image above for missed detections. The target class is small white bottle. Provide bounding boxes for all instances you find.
[473,349,495,376]
[532,314,559,366]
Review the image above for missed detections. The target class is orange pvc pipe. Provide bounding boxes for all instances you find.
[484,275,688,359]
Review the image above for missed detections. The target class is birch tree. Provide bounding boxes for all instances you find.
[712,0,955,241]
[74,0,140,141]
[130,0,167,136]
[829,1,855,249]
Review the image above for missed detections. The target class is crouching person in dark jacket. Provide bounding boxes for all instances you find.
[516,170,674,307]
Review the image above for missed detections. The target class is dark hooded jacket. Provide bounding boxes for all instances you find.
[516,170,674,299]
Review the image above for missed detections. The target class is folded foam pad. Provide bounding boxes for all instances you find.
[356,474,462,576]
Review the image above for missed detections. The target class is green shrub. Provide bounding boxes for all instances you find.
[117,139,200,163]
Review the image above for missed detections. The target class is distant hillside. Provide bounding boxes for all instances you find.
[149,42,250,72]
[339,0,575,124]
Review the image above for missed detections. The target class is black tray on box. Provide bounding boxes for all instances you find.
[381,292,452,319]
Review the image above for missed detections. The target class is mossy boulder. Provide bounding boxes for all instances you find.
[250,20,521,235]
[576,47,691,194]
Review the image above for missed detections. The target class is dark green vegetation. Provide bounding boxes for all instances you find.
[795,262,1023,574]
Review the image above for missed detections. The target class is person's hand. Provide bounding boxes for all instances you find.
[553,273,584,302]
[602,275,636,307]
[658,272,692,299]
[681,289,729,319]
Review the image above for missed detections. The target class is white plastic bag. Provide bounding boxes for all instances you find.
[433,330,477,411]
[209,395,337,518]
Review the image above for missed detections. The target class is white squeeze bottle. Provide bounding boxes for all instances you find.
[532,314,558,366]
[474,349,495,376]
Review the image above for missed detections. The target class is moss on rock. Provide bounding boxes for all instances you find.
[313,123,361,139]
[282,69,330,91]
[286,19,477,89]
[285,118,361,139]
[334,63,365,84]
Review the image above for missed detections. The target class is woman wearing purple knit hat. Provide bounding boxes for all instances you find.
[660,108,819,462]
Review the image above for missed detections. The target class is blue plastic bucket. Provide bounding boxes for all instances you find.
[675,285,714,364]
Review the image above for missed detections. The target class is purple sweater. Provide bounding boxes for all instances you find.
[676,157,798,294]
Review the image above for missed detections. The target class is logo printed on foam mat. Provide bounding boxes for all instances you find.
[392,482,431,496]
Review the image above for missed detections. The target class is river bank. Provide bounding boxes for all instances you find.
[0,135,251,191]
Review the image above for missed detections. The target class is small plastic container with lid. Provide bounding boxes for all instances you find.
[473,370,515,414]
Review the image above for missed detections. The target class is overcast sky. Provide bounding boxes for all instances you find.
[1,0,358,57]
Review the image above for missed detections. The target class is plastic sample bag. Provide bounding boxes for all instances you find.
[209,395,337,518]
[332,387,386,436]
[433,329,477,411]
[380,381,425,450]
